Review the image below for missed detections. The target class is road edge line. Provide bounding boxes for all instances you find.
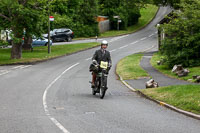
[43,63,79,133]
[116,65,200,121]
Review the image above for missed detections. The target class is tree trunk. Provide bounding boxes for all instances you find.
[11,42,22,59]
[22,36,32,50]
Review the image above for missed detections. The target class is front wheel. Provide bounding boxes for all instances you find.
[100,88,106,99]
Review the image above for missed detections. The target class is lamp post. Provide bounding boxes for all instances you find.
[48,13,51,54]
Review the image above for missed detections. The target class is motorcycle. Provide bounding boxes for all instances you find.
[90,61,110,99]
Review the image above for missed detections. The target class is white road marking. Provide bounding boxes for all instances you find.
[0,71,10,76]
[119,45,128,49]
[85,57,92,61]
[110,49,117,53]
[149,34,154,37]
[131,41,139,45]
[109,35,129,43]
[140,37,147,41]
[11,65,25,69]
[119,75,136,92]
[43,63,79,133]
[19,65,32,69]
[141,44,156,53]
[11,65,32,70]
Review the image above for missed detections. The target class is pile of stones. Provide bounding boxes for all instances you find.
[172,65,189,77]
[145,79,159,88]
[193,75,200,83]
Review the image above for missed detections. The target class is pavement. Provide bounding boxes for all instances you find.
[119,51,200,120]
[125,51,193,89]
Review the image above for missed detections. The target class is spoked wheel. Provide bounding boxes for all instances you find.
[92,88,96,95]
[92,79,99,95]
[100,87,106,99]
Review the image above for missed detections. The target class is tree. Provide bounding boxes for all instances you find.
[152,0,181,9]
[50,0,99,37]
[160,0,200,67]
[99,0,143,30]
[0,0,47,59]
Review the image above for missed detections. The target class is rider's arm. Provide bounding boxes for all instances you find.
[92,50,98,63]
[108,52,112,67]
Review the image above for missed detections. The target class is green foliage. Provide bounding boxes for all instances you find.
[0,42,99,65]
[152,0,181,8]
[151,53,200,82]
[99,0,143,30]
[141,85,200,114]
[116,54,150,80]
[50,0,99,37]
[160,0,200,67]
[0,40,9,47]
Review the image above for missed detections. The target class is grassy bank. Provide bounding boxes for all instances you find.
[100,4,158,37]
[116,53,200,115]
[151,53,200,82]
[116,54,149,80]
[141,85,200,114]
[0,42,99,65]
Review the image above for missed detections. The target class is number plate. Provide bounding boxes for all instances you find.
[100,61,108,69]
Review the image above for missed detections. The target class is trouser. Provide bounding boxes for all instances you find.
[92,72,96,84]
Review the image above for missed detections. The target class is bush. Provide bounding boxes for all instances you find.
[0,40,9,47]
[160,0,200,67]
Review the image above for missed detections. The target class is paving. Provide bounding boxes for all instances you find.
[122,51,200,120]
[125,51,194,89]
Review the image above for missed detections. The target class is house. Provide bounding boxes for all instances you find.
[97,16,110,33]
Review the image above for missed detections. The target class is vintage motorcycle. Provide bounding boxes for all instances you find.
[90,61,110,99]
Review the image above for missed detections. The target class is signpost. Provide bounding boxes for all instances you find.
[113,16,121,30]
[48,16,54,54]
[49,16,54,21]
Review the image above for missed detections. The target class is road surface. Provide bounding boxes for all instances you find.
[0,7,200,133]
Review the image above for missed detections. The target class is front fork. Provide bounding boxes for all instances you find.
[101,72,108,89]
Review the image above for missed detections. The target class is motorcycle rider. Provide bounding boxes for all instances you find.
[91,40,112,88]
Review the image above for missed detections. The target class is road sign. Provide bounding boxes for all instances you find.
[113,16,120,19]
[49,16,54,21]
[118,19,122,23]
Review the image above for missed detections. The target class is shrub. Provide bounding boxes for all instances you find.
[160,0,200,67]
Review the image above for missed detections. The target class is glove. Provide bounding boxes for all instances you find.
[92,60,98,65]
[108,62,112,68]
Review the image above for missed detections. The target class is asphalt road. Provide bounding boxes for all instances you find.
[0,7,200,133]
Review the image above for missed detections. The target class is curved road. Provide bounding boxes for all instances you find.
[0,7,200,133]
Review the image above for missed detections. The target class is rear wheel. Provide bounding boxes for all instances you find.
[67,36,72,42]
[92,88,96,95]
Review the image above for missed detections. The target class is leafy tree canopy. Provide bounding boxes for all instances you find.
[160,0,200,67]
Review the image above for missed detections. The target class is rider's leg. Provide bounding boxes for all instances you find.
[92,72,96,88]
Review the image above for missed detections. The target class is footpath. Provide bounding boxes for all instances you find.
[119,51,200,120]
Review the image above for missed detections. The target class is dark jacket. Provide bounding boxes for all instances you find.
[92,49,112,65]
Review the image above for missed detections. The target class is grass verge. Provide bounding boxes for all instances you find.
[0,42,99,65]
[117,53,200,115]
[99,4,158,37]
[141,85,200,114]
[151,53,200,82]
[116,53,149,80]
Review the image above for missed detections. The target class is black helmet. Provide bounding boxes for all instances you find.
[101,40,108,46]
